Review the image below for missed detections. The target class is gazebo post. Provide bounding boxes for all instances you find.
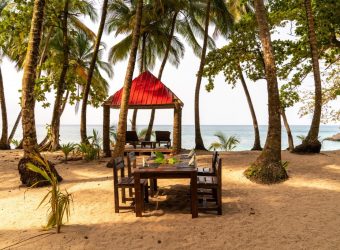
[103,105,111,157]
[173,101,182,153]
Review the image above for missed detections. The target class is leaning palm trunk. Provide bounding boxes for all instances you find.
[111,0,143,158]
[237,62,262,151]
[18,0,62,187]
[145,11,178,141]
[0,66,10,149]
[281,108,294,151]
[244,0,288,184]
[8,110,21,143]
[80,0,109,143]
[294,0,322,153]
[194,0,210,150]
[49,0,69,151]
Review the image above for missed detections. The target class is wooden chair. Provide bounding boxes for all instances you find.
[126,152,137,197]
[113,156,148,213]
[155,131,171,148]
[126,131,141,148]
[197,158,222,215]
[197,151,219,176]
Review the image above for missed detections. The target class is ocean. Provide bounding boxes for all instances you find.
[12,124,340,151]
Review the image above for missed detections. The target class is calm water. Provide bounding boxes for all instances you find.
[12,125,340,151]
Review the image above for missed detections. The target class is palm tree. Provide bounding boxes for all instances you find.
[209,132,240,151]
[80,0,109,143]
[145,0,221,141]
[18,0,62,186]
[111,0,143,158]
[294,0,322,153]
[244,0,288,184]
[49,0,70,151]
[0,1,11,149]
[236,62,262,150]
[0,66,10,149]
[194,0,232,150]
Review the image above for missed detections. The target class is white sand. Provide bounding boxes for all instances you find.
[0,149,340,249]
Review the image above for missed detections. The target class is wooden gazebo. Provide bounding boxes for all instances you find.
[102,71,184,156]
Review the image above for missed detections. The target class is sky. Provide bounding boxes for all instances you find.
[1,4,339,127]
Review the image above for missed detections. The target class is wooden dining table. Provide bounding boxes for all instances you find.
[133,162,198,218]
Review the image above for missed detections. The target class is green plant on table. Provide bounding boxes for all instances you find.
[154,152,178,164]
[26,156,72,233]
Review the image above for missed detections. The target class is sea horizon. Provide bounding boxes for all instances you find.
[8,124,340,151]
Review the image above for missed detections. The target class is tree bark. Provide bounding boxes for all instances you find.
[294,0,322,153]
[244,0,288,184]
[18,0,62,186]
[145,11,178,141]
[237,62,262,151]
[111,0,143,159]
[194,0,210,150]
[0,67,10,149]
[80,0,109,143]
[8,110,21,143]
[281,108,294,151]
[131,33,147,132]
[49,0,69,151]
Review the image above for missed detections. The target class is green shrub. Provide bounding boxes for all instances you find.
[26,156,72,233]
[60,143,76,163]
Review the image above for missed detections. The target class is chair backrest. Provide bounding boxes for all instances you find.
[126,131,139,142]
[211,151,219,174]
[217,158,222,186]
[126,152,136,177]
[113,157,125,185]
[155,131,171,141]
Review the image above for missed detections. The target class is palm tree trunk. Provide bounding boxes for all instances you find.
[8,110,21,143]
[194,0,210,150]
[80,0,109,143]
[49,0,69,151]
[281,108,294,151]
[111,0,143,158]
[131,33,146,132]
[18,0,62,187]
[237,62,262,151]
[294,0,322,153]
[145,11,178,141]
[0,66,10,149]
[244,0,288,184]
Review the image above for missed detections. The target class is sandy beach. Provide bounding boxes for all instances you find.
[0,150,340,249]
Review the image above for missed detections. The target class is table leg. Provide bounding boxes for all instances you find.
[134,173,143,217]
[191,172,198,218]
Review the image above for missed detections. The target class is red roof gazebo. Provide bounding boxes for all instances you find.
[102,71,183,156]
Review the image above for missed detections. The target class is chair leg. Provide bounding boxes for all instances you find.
[217,187,222,215]
[144,184,149,203]
[114,186,119,213]
[122,187,126,203]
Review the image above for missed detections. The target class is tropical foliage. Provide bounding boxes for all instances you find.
[209,132,240,151]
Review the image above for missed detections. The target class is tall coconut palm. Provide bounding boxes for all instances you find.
[80,0,109,143]
[244,0,288,184]
[111,0,143,158]
[294,0,322,153]
[18,0,62,187]
[194,0,232,150]
[49,0,70,151]
[0,1,11,149]
[145,0,217,141]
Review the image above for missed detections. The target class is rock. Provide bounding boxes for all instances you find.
[325,133,340,142]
